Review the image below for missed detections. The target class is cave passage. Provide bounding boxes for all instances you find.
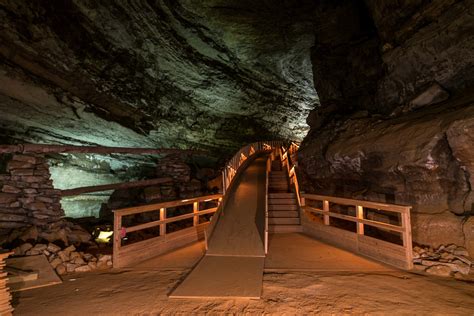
[0,0,474,314]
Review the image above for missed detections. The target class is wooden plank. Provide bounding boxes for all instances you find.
[303,206,404,233]
[159,208,166,236]
[356,205,364,235]
[6,255,61,292]
[302,194,411,213]
[112,214,121,266]
[124,208,217,233]
[357,235,409,269]
[193,202,199,226]
[302,219,358,253]
[170,256,264,299]
[115,224,208,268]
[61,177,173,196]
[114,194,222,216]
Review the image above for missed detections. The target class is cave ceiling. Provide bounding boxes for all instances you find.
[0,0,319,159]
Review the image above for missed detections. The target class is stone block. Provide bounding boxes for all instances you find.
[1,185,21,194]
[7,161,34,171]
[12,155,37,164]
[0,193,18,204]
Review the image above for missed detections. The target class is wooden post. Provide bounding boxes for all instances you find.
[160,208,166,236]
[323,200,330,225]
[356,205,364,235]
[193,202,199,226]
[113,213,121,268]
[402,208,414,269]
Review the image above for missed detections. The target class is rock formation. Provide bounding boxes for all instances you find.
[299,0,474,254]
[0,0,473,258]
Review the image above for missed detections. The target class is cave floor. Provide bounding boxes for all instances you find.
[12,234,474,315]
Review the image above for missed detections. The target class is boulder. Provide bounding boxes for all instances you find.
[66,263,78,273]
[50,258,63,269]
[67,229,92,244]
[46,243,61,253]
[75,265,92,273]
[57,250,69,262]
[18,243,33,254]
[55,264,66,275]
[425,265,452,277]
[411,213,465,248]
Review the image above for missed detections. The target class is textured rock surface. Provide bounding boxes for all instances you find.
[299,0,474,252]
[0,0,318,155]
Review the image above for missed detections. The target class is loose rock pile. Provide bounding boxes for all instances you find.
[413,244,472,279]
[13,242,112,275]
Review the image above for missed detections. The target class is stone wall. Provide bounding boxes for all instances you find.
[0,154,64,233]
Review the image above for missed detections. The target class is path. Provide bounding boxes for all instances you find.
[170,156,267,298]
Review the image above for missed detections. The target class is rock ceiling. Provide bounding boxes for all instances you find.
[0,0,318,158]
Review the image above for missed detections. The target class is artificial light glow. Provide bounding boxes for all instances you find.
[96,231,113,243]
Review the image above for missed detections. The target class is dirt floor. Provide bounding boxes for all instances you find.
[12,268,474,315]
[11,234,474,315]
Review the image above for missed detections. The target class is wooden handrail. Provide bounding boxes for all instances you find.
[125,207,218,233]
[114,194,222,216]
[113,194,222,268]
[301,194,411,213]
[300,193,413,269]
[264,152,273,254]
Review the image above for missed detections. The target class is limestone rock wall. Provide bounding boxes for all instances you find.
[0,154,64,232]
[300,0,474,254]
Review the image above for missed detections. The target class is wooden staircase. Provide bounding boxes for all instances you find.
[268,156,302,233]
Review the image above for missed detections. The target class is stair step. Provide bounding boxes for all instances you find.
[268,198,297,205]
[269,210,299,218]
[269,225,303,233]
[269,193,296,198]
[269,182,288,186]
[268,217,300,225]
[268,204,298,211]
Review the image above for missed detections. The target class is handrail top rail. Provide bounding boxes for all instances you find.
[301,193,411,213]
[114,193,223,216]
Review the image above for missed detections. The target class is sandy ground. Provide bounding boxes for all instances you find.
[13,268,474,315]
[12,233,474,315]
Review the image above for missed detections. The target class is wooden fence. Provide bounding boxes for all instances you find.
[207,141,283,249]
[113,194,222,268]
[300,194,413,270]
[222,141,283,193]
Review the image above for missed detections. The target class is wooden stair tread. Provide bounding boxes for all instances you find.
[269,210,299,217]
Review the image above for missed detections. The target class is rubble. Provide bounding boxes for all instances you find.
[413,244,472,278]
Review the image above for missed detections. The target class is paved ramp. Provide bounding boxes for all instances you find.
[171,156,267,299]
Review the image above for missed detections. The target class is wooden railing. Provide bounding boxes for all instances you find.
[206,141,284,249]
[279,143,301,207]
[113,140,285,267]
[264,150,277,254]
[223,141,283,193]
[113,194,222,268]
[300,194,413,270]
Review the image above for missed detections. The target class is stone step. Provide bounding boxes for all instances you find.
[268,225,303,233]
[268,217,300,225]
[269,210,299,218]
[268,204,298,211]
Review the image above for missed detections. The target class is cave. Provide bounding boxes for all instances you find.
[0,0,473,314]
